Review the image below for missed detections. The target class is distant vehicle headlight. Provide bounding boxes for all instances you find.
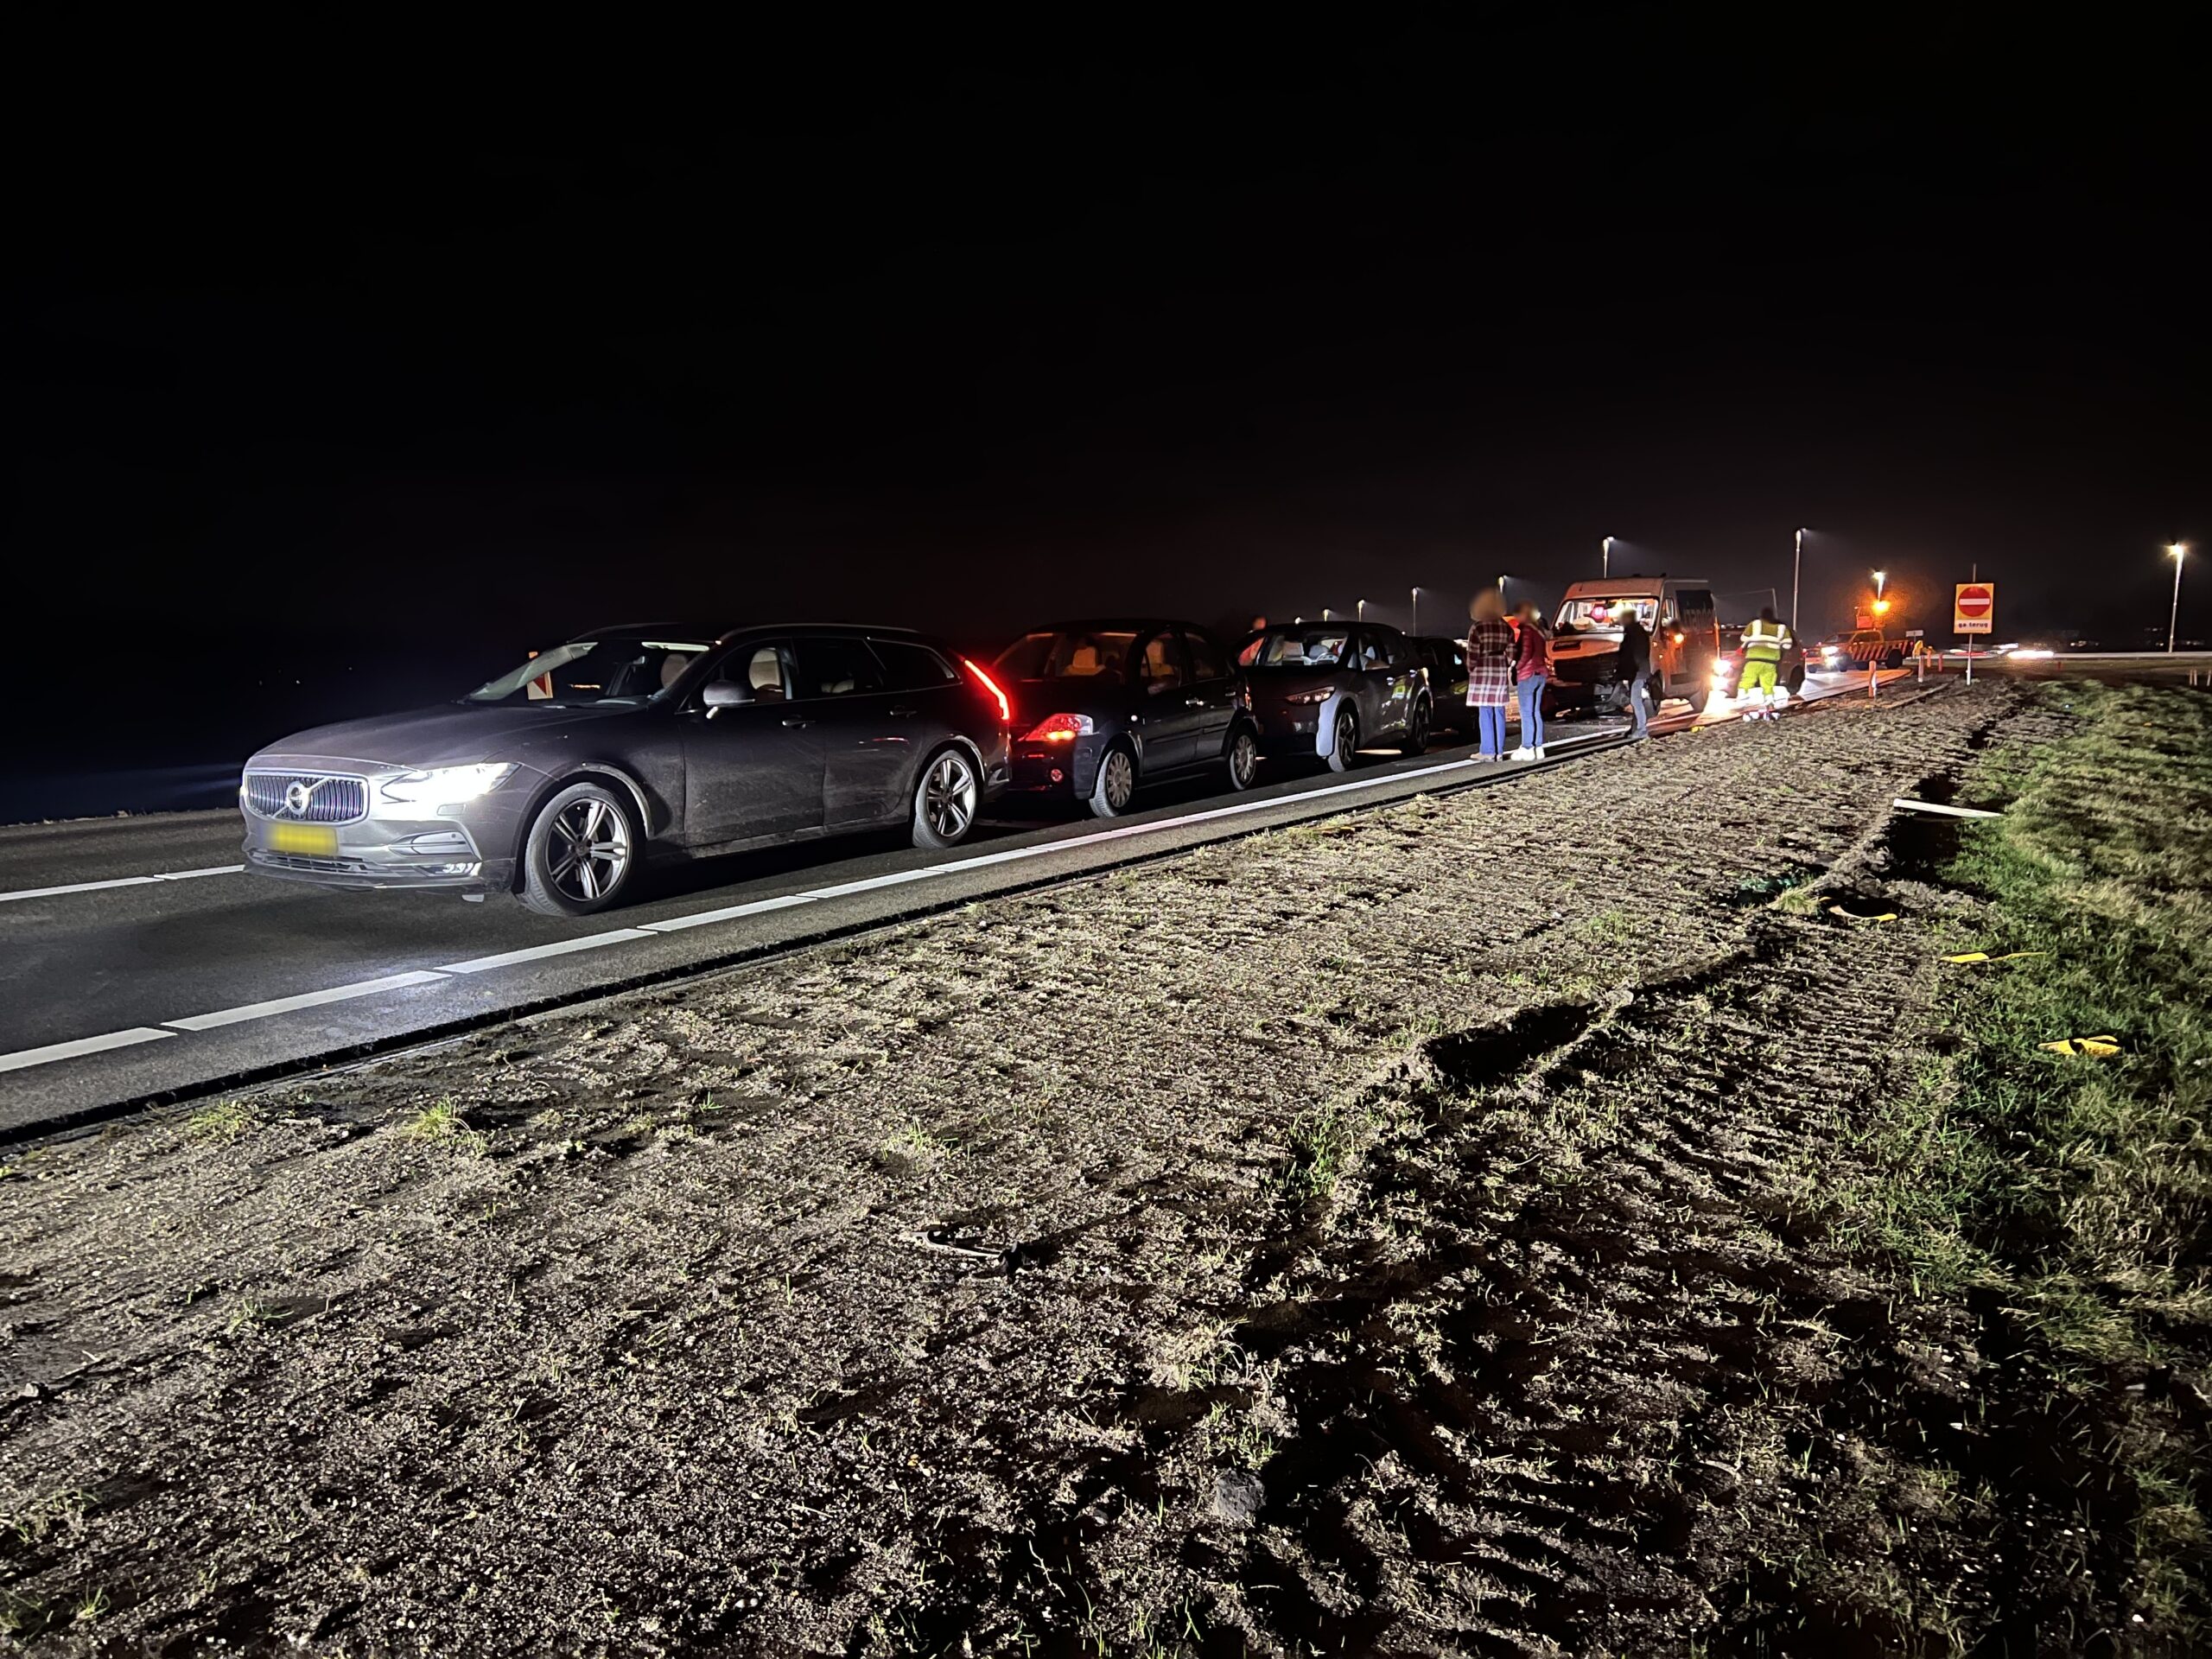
[1282,688,1334,705]
[379,763,517,805]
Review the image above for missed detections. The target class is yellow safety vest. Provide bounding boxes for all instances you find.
[1744,619,1791,664]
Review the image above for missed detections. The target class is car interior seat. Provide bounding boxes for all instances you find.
[747,647,786,702]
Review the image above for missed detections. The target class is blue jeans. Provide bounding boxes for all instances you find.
[1516,677,1545,750]
[1629,671,1653,736]
[1476,703,1506,757]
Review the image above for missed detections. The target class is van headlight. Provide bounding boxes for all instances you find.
[379,764,516,806]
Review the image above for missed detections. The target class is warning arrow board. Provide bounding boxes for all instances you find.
[1955,582,1995,635]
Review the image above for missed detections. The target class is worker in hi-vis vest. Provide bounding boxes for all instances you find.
[1738,606,1792,721]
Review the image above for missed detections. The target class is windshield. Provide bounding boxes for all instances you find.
[995,630,1138,682]
[1238,627,1351,668]
[1554,597,1657,635]
[466,638,716,707]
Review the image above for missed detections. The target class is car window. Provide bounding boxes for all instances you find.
[706,640,795,704]
[1355,631,1390,670]
[467,636,716,707]
[1239,627,1350,668]
[868,637,957,691]
[793,636,886,699]
[995,629,1137,682]
[1181,630,1225,681]
[1135,630,1186,692]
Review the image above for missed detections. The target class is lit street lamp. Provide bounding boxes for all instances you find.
[1872,569,1886,601]
[1791,527,1804,632]
[1602,535,1613,579]
[1357,598,1367,620]
[1410,586,1421,634]
[2171,544,2189,653]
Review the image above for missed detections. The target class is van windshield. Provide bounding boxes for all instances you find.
[1554,598,1657,635]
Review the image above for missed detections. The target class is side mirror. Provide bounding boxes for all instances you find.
[701,680,753,716]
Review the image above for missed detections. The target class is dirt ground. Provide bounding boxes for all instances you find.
[1,682,2196,1656]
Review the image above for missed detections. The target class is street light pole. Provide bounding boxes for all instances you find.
[1791,527,1803,633]
[2171,544,2189,653]
[1410,587,1420,635]
[1357,598,1367,621]
[1873,569,1886,601]
[1602,536,1613,579]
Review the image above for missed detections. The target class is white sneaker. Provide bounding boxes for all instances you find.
[1510,745,1534,761]
[1534,746,1547,759]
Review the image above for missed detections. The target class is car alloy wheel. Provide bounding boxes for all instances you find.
[549,795,631,905]
[913,748,980,849]
[1227,728,1259,791]
[1090,746,1137,817]
[1326,704,1358,772]
[1402,701,1430,755]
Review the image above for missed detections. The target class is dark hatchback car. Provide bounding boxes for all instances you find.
[995,620,1255,817]
[1237,622,1433,770]
[239,624,1012,916]
[1409,636,1471,736]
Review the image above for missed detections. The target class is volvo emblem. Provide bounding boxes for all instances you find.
[283,780,316,817]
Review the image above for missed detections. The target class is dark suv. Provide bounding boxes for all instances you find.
[996,620,1256,817]
[1237,622,1433,771]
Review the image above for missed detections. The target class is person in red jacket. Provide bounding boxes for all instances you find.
[1511,601,1553,760]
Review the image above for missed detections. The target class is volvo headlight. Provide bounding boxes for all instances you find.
[379,763,516,805]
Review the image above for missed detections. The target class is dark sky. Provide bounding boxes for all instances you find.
[4,15,2205,816]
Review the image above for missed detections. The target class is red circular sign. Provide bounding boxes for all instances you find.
[1956,585,1993,618]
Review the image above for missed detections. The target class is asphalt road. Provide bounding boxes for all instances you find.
[0,671,1896,1137]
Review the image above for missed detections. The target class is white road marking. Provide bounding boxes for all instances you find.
[436,930,657,975]
[164,971,451,1032]
[4,734,1628,1076]
[0,1027,175,1073]
[0,862,244,904]
[0,874,158,902]
[638,893,817,933]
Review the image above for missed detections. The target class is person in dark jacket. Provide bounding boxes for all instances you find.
[1618,612,1655,739]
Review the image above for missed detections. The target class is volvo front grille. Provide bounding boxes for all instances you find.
[242,772,369,823]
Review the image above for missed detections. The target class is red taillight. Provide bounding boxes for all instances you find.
[960,657,1011,726]
[1020,712,1089,743]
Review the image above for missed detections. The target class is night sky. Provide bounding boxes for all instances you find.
[6,16,2204,819]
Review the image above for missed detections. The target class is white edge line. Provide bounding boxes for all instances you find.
[639,893,817,933]
[0,1027,175,1074]
[164,970,451,1032]
[436,929,657,975]
[7,737,1628,1075]
[153,864,246,881]
[0,874,158,903]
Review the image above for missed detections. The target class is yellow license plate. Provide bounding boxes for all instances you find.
[269,823,339,856]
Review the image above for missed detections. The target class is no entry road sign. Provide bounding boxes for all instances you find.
[1955,582,1995,635]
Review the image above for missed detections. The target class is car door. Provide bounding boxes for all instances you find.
[677,639,824,845]
[1351,628,1401,737]
[792,633,916,830]
[1129,627,1200,771]
[1178,628,1238,765]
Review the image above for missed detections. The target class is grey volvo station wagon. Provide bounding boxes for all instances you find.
[238,624,1013,916]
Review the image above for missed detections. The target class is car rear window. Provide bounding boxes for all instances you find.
[793,636,885,699]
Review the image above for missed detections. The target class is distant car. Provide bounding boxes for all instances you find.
[1818,629,1904,672]
[1237,622,1433,771]
[1409,636,1471,734]
[240,624,1012,916]
[996,620,1255,817]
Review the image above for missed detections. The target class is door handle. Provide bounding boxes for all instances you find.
[1184,697,1205,707]
[887,705,918,718]
[781,718,813,729]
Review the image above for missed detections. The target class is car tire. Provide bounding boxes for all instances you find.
[518,779,640,918]
[1086,742,1138,818]
[1787,664,1806,693]
[1399,696,1431,756]
[1686,682,1711,715]
[1224,723,1261,791]
[911,745,982,850]
[1325,702,1358,773]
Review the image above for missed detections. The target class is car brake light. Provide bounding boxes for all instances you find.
[1020,712,1095,743]
[960,657,1011,726]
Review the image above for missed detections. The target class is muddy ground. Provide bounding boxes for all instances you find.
[0,682,2190,1656]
